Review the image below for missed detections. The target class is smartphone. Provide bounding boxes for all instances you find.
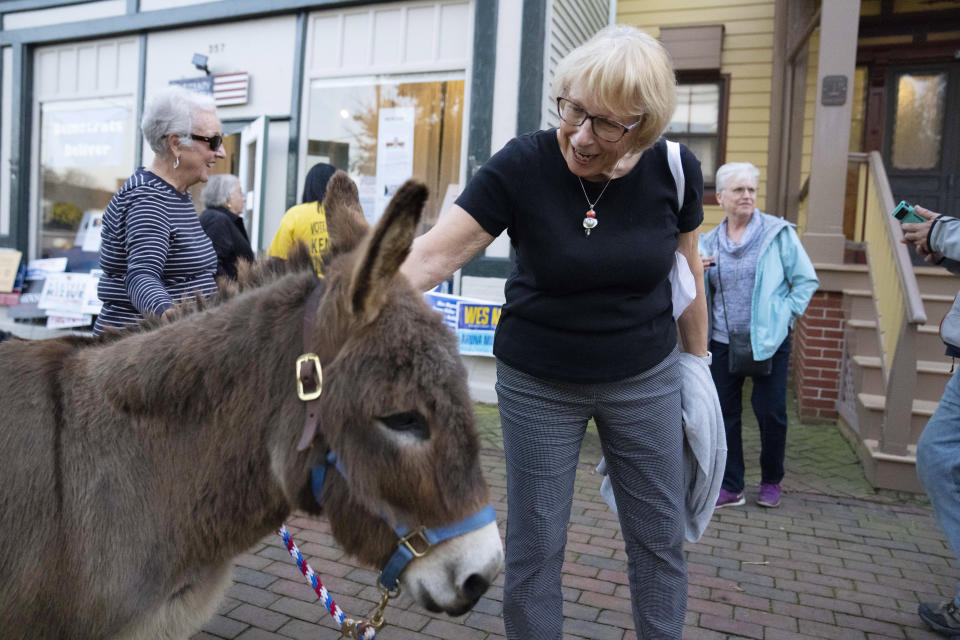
[892,200,925,224]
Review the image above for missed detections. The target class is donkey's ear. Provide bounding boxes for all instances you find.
[322,171,370,256]
[348,179,427,325]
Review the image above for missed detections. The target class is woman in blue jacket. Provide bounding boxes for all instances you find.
[699,162,818,509]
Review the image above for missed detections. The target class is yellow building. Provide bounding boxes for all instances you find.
[624,0,960,490]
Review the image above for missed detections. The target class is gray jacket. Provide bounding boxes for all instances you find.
[928,216,960,354]
[596,353,726,542]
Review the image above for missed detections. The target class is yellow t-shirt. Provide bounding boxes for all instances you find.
[267,201,329,276]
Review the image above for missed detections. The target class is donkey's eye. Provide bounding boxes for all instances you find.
[378,411,430,439]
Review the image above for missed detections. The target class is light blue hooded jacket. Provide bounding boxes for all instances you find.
[698,210,819,360]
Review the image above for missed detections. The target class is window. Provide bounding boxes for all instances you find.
[890,72,945,170]
[38,98,135,259]
[305,74,464,229]
[664,74,729,193]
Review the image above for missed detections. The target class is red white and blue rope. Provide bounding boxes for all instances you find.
[277,525,377,640]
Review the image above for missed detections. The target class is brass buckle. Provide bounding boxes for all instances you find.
[296,353,323,401]
[399,527,431,558]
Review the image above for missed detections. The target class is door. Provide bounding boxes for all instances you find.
[883,65,960,217]
[239,115,269,251]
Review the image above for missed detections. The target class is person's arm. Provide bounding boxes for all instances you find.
[400,204,496,292]
[781,226,819,317]
[677,228,709,357]
[124,193,174,315]
[901,205,942,256]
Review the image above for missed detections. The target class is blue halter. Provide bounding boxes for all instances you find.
[311,451,497,591]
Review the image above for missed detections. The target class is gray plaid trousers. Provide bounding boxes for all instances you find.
[496,349,686,639]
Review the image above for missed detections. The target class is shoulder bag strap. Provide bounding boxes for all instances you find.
[666,139,685,210]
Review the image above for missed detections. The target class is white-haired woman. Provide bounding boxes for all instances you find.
[698,162,818,510]
[400,25,707,639]
[200,174,253,280]
[94,86,226,334]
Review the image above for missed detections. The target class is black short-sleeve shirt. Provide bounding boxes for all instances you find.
[455,130,703,383]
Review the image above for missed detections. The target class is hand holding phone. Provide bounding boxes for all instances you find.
[892,200,926,224]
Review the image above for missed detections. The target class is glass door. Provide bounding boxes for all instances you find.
[239,115,269,251]
[883,65,960,217]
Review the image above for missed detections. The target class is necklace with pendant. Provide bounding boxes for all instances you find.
[577,160,621,238]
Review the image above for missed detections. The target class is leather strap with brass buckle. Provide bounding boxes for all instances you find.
[296,353,323,401]
[297,283,326,452]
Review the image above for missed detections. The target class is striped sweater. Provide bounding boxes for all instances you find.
[93,168,217,335]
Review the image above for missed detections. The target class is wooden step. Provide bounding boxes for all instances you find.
[857,392,938,443]
[921,293,954,321]
[842,289,876,323]
[845,319,878,357]
[914,266,960,297]
[918,324,954,362]
[851,356,950,403]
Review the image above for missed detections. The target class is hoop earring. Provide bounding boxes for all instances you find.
[174,155,180,169]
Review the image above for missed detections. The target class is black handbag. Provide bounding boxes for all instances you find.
[718,256,773,377]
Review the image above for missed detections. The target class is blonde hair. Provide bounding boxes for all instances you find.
[551,25,677,151]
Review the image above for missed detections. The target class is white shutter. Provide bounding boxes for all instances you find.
[541,0,612,129]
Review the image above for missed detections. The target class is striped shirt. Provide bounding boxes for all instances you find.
[93,168,217,335]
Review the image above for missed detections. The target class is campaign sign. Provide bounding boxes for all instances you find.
[38,272,93,316]
[424,292,501,357]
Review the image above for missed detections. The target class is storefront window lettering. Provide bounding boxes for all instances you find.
[39,98,134,259]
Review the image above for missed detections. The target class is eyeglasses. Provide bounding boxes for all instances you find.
[190,133,223,151]
[556,97,641,143]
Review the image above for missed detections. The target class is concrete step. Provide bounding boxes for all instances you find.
[852,355,951,404]
[843,289,876,323]
[856,392,938,444]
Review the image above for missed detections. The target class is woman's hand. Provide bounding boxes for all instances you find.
[900,205,940,255]
[700,254,715,270]
[400,205,495,291]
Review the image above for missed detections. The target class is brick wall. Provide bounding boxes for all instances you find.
[793,291,844,421]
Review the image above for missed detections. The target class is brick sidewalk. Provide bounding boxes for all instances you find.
[193,399,956,639]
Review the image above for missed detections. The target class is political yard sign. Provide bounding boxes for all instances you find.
[424,291,502,357]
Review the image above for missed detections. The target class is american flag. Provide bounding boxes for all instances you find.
[213,72,249,106]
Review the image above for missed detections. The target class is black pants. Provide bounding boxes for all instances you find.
[710,334,792,493]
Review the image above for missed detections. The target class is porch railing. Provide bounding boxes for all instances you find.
[849,151,926,456]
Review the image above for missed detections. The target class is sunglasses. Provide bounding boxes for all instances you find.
[190,133,223,151]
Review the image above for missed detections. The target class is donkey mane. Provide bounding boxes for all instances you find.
[98,243,318,343]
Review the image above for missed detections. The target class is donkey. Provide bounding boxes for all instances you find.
[0,172,503,639]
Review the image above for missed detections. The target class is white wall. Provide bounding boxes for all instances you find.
[143,15,297,240]
[143,15,297,119]
[2,0,125,30]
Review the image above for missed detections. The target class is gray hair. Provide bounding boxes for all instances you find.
[141,86,217,158]
[201,174,241,209]
[715,162,760,193]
